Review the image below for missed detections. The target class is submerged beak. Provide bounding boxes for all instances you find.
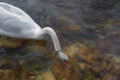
[57,51,71,68]
[63,60,71,69]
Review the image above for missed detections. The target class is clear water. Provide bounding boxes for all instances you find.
[0,0,120,80]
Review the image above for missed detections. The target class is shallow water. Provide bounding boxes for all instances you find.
[0,36,120,80]
[0,0,120,80]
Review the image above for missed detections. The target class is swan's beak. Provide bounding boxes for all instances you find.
[63,60,71,69]
[57,51,71,68]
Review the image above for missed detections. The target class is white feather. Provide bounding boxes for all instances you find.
[0,2,69,61]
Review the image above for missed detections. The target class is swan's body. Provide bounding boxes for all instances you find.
[0,2,69,61]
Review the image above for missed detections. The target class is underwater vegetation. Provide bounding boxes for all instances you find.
[0,36,120,80]
[0,0,120,80]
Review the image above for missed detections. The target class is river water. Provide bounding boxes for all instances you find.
[0,0,120,80]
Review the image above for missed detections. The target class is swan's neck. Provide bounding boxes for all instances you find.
[37,27,69,61]
[39,27,62,51]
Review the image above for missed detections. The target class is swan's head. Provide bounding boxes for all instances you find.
[58,51,71,68]
[58,51,69,61]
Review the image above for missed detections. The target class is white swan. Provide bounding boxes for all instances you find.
[0,2,69,61]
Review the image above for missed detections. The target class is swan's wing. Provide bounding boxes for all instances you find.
[0,2,41,39]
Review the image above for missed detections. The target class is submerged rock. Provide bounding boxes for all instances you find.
[0,36,55,80]
[0,36,120,80]
[0,0,120,80]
